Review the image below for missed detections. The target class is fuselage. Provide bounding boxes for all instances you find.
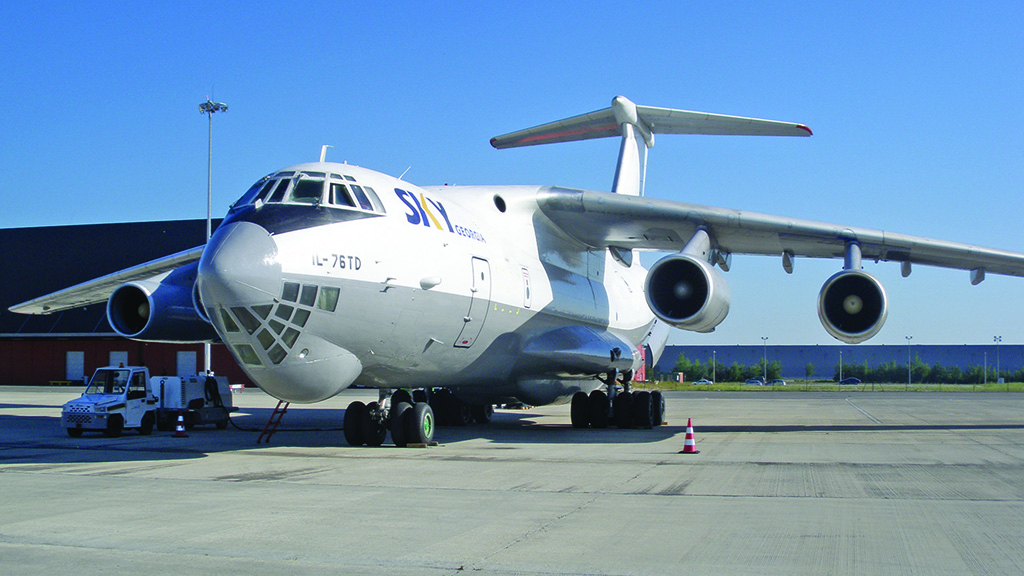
[196,162,661,405]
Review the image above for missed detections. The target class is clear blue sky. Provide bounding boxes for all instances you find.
[2,2,1023,346]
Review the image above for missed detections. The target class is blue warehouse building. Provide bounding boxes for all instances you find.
[656,344,1024,381]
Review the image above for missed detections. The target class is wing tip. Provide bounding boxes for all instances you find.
[798,124,813,136]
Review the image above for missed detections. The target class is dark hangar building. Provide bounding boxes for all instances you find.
[0,219,252,386]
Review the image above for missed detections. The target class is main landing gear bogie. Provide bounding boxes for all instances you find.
[344,387,489,448]
[570,372,665,430]
[343,395,435,448]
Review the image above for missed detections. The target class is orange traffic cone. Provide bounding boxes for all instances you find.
[679,417,699,454]
[172,410,189,438]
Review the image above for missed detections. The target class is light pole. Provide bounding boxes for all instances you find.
[994,335,1002,386]
[712,350,716,384]
[199,99,227,375]
[762,336,768,382]
[905,335,913,390]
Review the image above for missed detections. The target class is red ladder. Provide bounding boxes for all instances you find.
[257,401,289,444]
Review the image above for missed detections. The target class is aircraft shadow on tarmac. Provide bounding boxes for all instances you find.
[0,406,685,468]
[6,407,1023,468]
[700,423,1024,433]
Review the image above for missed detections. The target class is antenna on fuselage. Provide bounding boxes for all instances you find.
[399,166,412,180]
[319,145,333,163]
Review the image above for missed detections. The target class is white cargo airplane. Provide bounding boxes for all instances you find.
[13,96,1024,447]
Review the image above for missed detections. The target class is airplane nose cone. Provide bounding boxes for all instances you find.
[198,221,281,307]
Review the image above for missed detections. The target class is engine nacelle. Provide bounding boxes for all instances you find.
[817,269,888,344]
[644,253,730,333]
[107,263,217,343]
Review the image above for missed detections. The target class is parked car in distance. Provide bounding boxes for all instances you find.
[839,377,862,385]
[693,379,714,385]
[769,379,786,386]
[744,378,766,385]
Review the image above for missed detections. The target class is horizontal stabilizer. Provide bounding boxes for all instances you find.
[491,96,811,149]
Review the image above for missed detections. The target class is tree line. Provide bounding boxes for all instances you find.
[667,352,1015,384]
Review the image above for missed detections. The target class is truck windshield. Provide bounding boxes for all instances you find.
[85,369,130,395]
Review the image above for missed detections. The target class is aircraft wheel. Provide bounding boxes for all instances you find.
[406,402,435,445]
[588,390,609,428]
[361,402,387,447]
[570,391,589,428]
[67,428,83,438]
[633,391,653,429]
[343,401,366,446]
[471,403,494,424]
[138,412,155,435]
[429,388,451,426]
[104,414,124,438]
[452,391,475,424]
[613,392,634,429]
[390,401,413,447]
[392,389,413,408]
[650,391,665,426]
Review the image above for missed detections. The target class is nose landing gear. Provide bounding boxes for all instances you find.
[343,389,435,447]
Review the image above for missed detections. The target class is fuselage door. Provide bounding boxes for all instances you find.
[455,257,491,348]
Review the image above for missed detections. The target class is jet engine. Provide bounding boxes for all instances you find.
[107,262,217,342]
[645,252,730,333]
[817,269,888,344]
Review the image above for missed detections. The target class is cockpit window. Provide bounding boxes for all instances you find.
[329,183,355,208]
[231,170,385,214]
[349,185,374,211]
[266,179,291,203]
[233,177,271,209]
[288,179,325,205]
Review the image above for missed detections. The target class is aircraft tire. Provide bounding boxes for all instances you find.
[613,392,634,429]
[650,391,665,426]
[429,388,451,426]
[406,402,435,445]
[67,428,83,438]
[570,392,589,428]
[104,414,124,438]
[445,392,473,427]
[633,391,653,429]
[391,401,413,447]
[588,390,609,428]
[471,403,494,424]
[138,412,154,436]
[362,402,388,447]
[343,401,366,446]
[392,389,414,408]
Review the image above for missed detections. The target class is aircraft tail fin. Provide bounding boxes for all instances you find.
[491,96,811,196]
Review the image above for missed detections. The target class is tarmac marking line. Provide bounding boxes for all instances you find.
[845,398,882,424]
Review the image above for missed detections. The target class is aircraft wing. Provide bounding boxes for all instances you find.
[9,246,205,315]
[537,187,1024,279]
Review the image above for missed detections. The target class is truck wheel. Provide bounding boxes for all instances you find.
[104,414,124,438]
[67,428,83,438]
[138,412,154,435]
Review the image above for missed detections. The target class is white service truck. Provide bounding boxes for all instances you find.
[62,366,235,437]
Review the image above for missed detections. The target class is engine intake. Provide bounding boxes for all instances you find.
[645,253,730,333]
[817,269,888,344]
[107,262,217,342]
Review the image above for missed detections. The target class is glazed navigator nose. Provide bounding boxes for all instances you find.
[197,221,281,308]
